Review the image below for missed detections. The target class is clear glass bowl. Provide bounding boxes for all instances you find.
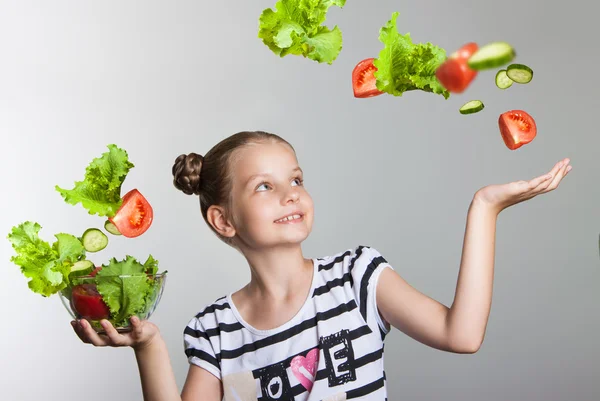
[59,273,166,333]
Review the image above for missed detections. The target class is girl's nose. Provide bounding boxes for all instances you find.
[285,188,300,204]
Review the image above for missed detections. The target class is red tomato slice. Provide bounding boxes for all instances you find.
[90,266,102,277]
[435,42,478,93]
[109,189,153,238]
[71,284,110,320]
[450,42,478,61]
[352,58,384,98]
[498,110,537,150]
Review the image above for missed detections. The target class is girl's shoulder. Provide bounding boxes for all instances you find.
[314,245,390,281]
[187,294,234,326]
[315,244,387,266]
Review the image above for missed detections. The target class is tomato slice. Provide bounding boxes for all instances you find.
[71,284,110,320]
[450,42,478,61]
[435,42,478,93]
[109,189,153,238]
[352,58,384,98]
[498,110,537,150]
[90,266,102,277]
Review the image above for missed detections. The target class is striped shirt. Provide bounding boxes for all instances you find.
[184,245,393,401]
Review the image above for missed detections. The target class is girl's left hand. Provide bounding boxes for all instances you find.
[474,158,572,214]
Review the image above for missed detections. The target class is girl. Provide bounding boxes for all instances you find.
[72,130,571,401]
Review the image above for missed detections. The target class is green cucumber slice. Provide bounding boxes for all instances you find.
[82,228,108,252]
[459,100,485,115]
[467,42,515,71]
[506,63,533,84]
[495,70,513,89]
[70,260,94,277]
[104,220,122,236]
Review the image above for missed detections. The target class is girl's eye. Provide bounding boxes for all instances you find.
[292,178,304,186]
[256,183,271,192]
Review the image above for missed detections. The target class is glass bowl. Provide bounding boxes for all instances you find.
[59,273,166,333]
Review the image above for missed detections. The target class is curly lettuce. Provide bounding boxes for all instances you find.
[374,12,449,99]
[95,255,162,326]
[258,0,346,64]
[55,144,134,217]
[7,222,85,296]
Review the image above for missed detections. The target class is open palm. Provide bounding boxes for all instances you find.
[475,158,572,214]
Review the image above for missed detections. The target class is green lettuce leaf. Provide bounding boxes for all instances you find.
[373,12,449,99]
[53,233,85,264]
[258,0,346,64]
[95,256,155,325]
[55,144,134,217]
[7,222,85,297]
[143,255,159,275]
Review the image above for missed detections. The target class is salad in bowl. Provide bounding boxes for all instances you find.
[59,256,167,332]
[7,145,167,333]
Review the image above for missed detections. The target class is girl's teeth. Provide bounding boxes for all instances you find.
[277,214,301,222]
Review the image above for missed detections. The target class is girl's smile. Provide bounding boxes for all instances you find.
[274,212,304,224]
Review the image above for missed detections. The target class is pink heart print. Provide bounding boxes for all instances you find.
[291,348,319,391]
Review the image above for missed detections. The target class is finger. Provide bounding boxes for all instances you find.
[539,161,569,193]
[130,316,144,339]
[546,160,570,191]
[100,319,128,346]
[72,320,95,344]
[528,172,553,191]
[545,158,568,180]
[79,319,109,346]
[71,320,90,343]
[532,158,568,191]
[527,158,564,190]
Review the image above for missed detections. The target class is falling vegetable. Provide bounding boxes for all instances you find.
[258,0,346,64]
[498,110,537,150]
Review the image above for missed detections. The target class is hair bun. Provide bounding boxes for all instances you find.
[172,152,204,195]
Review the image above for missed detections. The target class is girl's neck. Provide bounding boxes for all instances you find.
[243,245,313,302]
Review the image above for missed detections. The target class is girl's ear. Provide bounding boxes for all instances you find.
[206,205,236,238]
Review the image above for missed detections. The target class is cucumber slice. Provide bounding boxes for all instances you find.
[82,228,108,252]
[104,220,122,236]
[495,70,513,89]
[70,260,94,277]
[506,63,533,84]
[459,100,485,115]
[467,42,515,71]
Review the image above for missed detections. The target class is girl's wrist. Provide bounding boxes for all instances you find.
[470,192,502,217]
[133,330,164,354]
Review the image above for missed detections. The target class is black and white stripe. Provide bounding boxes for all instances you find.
[183,245,394,400]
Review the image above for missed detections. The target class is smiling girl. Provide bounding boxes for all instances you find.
[72,130,571,401]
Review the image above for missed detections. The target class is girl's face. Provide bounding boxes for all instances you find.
[228,141,314,249]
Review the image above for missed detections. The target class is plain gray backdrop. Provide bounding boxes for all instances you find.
[1,0,598,400]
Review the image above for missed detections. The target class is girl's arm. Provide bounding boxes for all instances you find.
[134,334,182,401]
[376,158,571,353]
[376,200,497,353]
[73,318,223,401]
[135,336,223,401]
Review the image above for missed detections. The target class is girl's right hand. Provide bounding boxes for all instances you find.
[71,316,159,351]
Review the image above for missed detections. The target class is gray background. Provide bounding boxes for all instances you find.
[0,0,598,400]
